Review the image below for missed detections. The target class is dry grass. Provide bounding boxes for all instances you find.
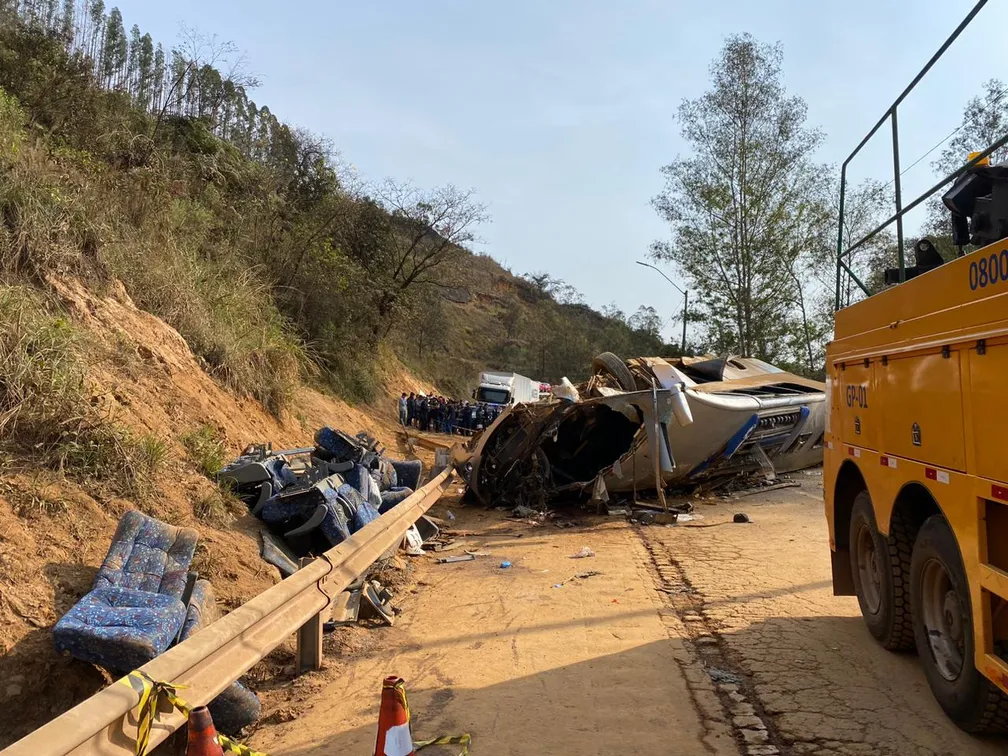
[0,85,305,417]
[190,541,223,581]
[0,91,106,282]
[105,194,306,416]
[193,485,244,527]
[0,284,166,495]
[0,478,69,518]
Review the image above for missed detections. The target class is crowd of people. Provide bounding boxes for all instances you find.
[398,393,504,436]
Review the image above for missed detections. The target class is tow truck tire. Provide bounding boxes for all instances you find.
[910,514,1008,733]
[591,352,635,391]
[849,492,915,650]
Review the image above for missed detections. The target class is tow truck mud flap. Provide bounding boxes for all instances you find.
[687,413,759,480]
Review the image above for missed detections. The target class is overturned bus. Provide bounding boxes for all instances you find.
[455,353,825,508]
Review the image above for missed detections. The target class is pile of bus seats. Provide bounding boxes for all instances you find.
[220,427,425,561]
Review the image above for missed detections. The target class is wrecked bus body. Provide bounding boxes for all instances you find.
[456,387,691,508]
[628,356,826,485]
[455,353,826,508]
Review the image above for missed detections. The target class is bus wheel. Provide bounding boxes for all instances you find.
[849,491,913,650]
[910,515,1008,733]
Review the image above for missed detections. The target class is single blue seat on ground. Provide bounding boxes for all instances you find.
[53,510,198,672]
[54,511,263,735]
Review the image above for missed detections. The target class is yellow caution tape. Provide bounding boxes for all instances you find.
[119,671,268,756]
[393,678,472,756]
[218,733,267,756]
[415,733,472,756]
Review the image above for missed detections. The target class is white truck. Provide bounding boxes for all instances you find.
[474,371,540,407]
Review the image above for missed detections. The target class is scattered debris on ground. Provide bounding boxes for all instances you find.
[553,570,604,588]
[438,554,475,564]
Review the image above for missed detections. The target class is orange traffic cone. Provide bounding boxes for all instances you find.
[374,676,414,756]
[187,706,225,756]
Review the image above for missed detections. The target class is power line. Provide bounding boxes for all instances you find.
[895,124,962,179]
[888,86,1008,186]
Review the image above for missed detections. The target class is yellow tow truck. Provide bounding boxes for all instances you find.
[825,0,1008,733]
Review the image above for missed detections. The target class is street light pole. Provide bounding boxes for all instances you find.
[681,289,688,357]
[636,260,689,356]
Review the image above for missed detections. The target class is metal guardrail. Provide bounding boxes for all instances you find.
[1,467,454,756]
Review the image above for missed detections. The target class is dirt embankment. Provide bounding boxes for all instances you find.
[0,277,430,746]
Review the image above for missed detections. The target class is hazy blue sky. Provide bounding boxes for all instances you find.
[114,0,1007,339]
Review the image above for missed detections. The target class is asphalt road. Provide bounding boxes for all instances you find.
[252,474,1006,755]
[639,471,1007,756]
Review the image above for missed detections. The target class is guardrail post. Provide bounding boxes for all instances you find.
[296,557,324,672]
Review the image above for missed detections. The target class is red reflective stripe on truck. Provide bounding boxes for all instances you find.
[925,467,950,484]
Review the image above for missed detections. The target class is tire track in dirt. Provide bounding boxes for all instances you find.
[637,525,787,756]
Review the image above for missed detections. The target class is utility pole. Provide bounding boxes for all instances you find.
[636,261,689,356]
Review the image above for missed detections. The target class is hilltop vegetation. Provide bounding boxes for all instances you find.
[0,2,667,421]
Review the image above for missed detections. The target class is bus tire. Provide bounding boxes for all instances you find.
[591,352,635,391]
[849,491,914,650]
[910,514,1008,733]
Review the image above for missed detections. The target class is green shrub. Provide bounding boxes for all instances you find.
[181,424,226,478]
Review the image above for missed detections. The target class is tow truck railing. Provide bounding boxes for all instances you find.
[835,0,1008,309]
[0,467,454,756]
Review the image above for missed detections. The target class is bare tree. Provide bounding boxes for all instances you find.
[520,271,583,305]
[374,180,489,332]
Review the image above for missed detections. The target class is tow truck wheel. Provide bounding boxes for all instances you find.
[849,491,914,650]
[910,515,1008,733]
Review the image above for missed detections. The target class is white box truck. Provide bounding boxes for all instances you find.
[474,371,540,406]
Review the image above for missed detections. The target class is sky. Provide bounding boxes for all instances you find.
[112,0,1008,340]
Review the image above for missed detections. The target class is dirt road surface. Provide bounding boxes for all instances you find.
[252,474,1006,755]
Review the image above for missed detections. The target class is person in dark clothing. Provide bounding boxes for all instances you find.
[431,398,441,434]
[407,393,416,428]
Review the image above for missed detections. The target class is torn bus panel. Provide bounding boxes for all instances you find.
[456,389,688,508]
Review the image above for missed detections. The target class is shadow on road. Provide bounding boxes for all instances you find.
[269,614,1007,756]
